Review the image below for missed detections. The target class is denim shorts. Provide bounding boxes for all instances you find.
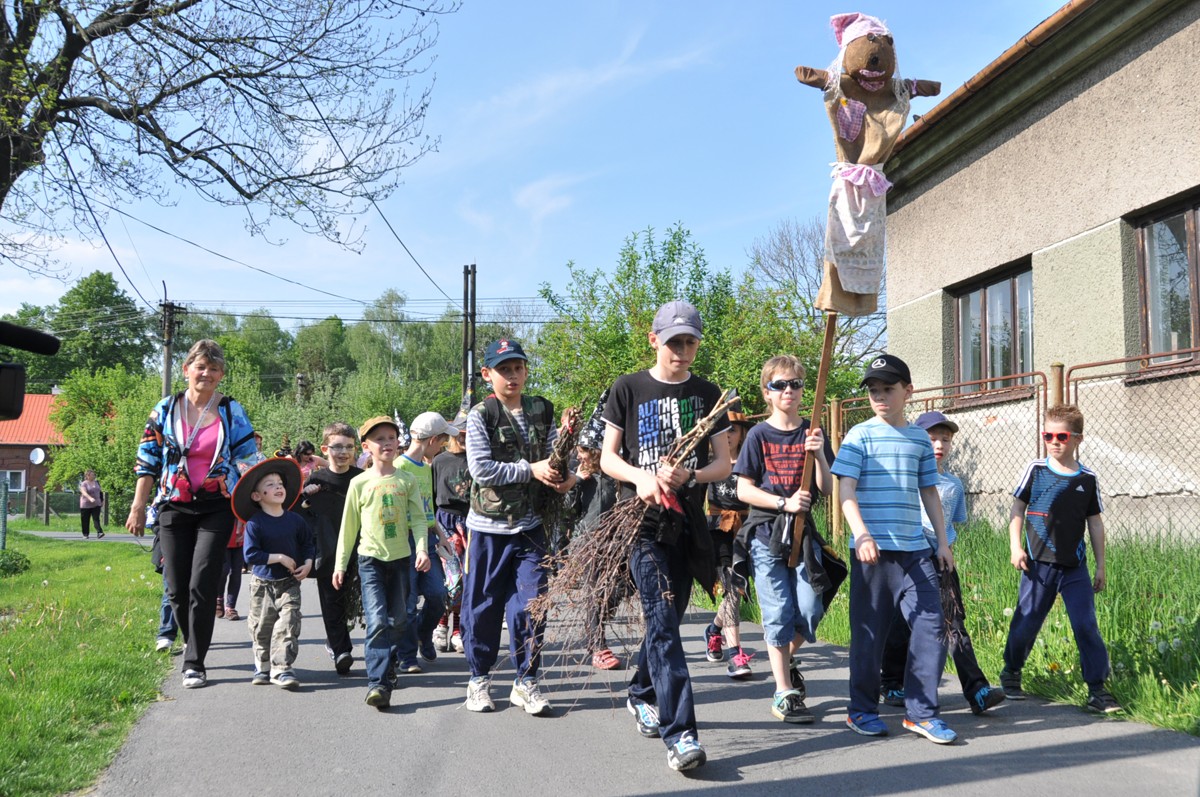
[750,535,825,647]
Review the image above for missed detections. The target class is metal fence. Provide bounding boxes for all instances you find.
[1067,347,1200,541]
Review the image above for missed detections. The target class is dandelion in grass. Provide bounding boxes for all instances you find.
[1003,607,1014,617]
[1171,638,1183,650]
[1175,616,1187,626]
[41,580,48,586]
[140,574,146,580]
[1049,662,1061,673]
[1150,620,1163,631]
[1158,641,1169,654]
[105,566,112,572]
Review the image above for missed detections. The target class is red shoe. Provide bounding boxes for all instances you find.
[592,649,622,670]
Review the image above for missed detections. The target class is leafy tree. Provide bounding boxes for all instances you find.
[294,317,354,379]
[175,308,294,395]
[0,271,154,389]
[0,0,459,273]
[537,223,862,416]
[47,366,162,517]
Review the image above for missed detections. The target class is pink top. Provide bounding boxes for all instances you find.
[79,479,102,509]
[184,418,220,495]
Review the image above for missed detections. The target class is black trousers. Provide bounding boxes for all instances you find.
[80,506,103,537]
[881,564,988,700]
[315,556,356,658]
[158,502,235,674]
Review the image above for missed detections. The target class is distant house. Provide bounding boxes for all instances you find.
[0,394,62,504]
[880,0,1200,534]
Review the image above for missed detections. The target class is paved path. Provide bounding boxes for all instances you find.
[93,579,1199,797]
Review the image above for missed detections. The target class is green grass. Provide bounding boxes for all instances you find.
[708,520,1200,735]
[0,531,171,797]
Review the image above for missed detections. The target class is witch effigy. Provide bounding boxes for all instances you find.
[795,11,940,317]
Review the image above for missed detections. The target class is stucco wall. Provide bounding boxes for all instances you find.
[885,2,1200,314]
[887,291,954,388]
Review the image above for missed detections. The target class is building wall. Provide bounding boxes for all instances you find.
[885,1,1200,385]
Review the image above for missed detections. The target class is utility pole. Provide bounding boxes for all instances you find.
[159,285,185,399]
[461,264,478,403]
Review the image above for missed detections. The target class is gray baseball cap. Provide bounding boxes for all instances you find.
[652,300,703,342]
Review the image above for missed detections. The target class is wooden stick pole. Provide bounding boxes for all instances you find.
[788,311,838,568]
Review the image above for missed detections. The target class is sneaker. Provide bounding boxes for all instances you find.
[97,530,105,539]
[223,606,240,621]
[433,623,449,650]
[999,668,1026,700]
[666,732,706,772]
[215,597,224,617]
[182,670,207,689]
[704,623,724,662]
[772,689,815,724]
[903,717,958,744]
[790,658,807,699]
[450,630,464,653]
[155,637,173,652]
[465,675,494,712]
[334,652,353,675]
[398,658,422,674]
[420,638,438,663]
[365,686,390,709]
[251,670,271,686]
[271,671,300,690]
[726,648,753,679]
[510,677,552,716]
[1086,687,1124,714]
[969,685,1007,715]
[627,697,661,738]
[846,712,888,737]
[880,687,906,707]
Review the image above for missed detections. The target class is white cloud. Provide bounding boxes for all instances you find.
[512,174,585,226]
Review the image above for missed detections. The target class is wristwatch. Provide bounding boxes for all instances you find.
[776,497,787,512]
[685,469,698,489]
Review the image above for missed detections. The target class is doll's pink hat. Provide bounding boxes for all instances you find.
[831,12,890,47]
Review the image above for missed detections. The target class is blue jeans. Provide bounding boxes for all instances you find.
[750,536,825,647]
[628,537,697,748]
[357,554,411,691]
[1004,559,1110,686]
[397,531,447,661]
[157,574,178,641]
[848,548,946,722]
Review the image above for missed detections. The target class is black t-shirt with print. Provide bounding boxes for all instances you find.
[734,420,834,547]
[431,449,471,514]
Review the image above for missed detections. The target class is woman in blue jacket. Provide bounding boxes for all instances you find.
[126,339,257,689]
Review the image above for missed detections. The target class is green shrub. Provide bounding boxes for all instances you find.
[0,548,31,577]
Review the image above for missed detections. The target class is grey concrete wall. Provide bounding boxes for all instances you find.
[885,2,1200,316]
[887,292,954,388]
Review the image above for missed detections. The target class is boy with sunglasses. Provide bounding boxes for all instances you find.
[733,356,834,724]
[1001,404,1122,714]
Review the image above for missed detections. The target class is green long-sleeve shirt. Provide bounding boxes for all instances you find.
[336,469,427,570]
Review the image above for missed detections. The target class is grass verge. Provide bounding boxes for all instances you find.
[697,520,1200,735]
[0,530,171,797]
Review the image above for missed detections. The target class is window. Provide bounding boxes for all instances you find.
[1139,206,1199,360]
[4,470,25,493]
[955,267,1033,390]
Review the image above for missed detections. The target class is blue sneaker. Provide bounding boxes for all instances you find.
[903,717,958,744]
[627,697,661,738]
[666,732,706,771]
[969,685,1007,715]
[846,712,888,736]
[879,687,905,707]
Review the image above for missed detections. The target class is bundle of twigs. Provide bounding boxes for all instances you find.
[531,389,739,660]
[538,406,582,533]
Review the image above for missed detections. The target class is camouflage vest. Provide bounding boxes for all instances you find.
[469,394,555,526]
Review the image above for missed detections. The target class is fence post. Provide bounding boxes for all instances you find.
[829,398,844,546]
[1,478,8,550]
[24,488,32,519]
[1050,363,1064,407]
[102,491,109,527]
[42,488,50,526]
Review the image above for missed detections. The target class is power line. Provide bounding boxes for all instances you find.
[300,83,461,310]
[88,197,368,305]
[49,131,156,311]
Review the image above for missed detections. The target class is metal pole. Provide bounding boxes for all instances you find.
[1050,362,1064,407]
[462,265,470,399]
[467,264,477,400]
[161,296,177,399]
[1,478,8,550]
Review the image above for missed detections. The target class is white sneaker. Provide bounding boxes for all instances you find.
[465,676,494,712]
[450,630,464,653]
[510,677,552,716]
[155,637,172,652]
[433,624,449,650]
[182,670,207,689]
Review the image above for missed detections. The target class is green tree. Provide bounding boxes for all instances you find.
[537,223,862,416]
[0,0,459,274]
[47,366,162,517]
[294,317,354,379]
[0,271,154,389]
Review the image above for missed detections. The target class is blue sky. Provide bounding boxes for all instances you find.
[1,0,1064,326]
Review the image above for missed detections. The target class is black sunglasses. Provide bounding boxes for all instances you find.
[766,378,804,392]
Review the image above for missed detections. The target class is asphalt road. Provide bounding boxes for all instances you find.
[92,578,1199,797]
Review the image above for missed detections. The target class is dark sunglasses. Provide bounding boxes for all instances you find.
[1042,431,1074,442]
[766,378,804,392]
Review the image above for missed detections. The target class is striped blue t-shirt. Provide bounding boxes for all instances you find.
[831,417,939,551]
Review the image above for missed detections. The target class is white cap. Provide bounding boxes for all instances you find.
[409,411,459,439]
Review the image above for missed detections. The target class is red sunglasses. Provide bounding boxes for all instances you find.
[1042,431,1074,442]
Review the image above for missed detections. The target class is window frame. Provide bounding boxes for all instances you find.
[1136,204,1200,363]
[4,470,26,493]
[952,262,1034,389]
